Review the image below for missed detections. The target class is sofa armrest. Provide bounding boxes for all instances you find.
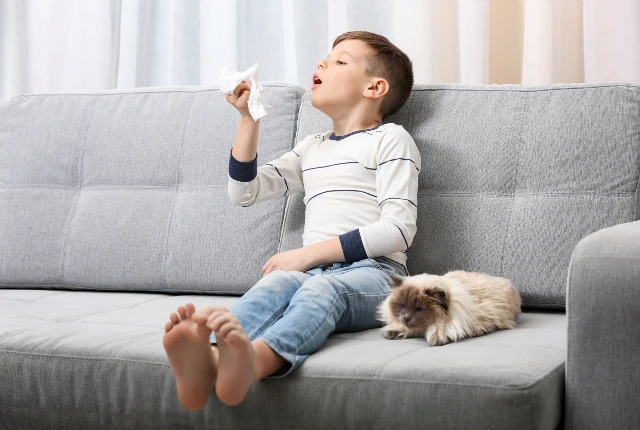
[565,220,640,430]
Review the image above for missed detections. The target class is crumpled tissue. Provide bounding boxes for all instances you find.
[219,62,271,121]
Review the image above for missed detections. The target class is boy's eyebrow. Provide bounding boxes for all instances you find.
[326,51,355,60]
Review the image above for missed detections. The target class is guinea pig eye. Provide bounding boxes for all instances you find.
[397,304,405,309]
[416,306,424,312]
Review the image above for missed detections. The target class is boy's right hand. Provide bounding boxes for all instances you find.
[225,80,252,118]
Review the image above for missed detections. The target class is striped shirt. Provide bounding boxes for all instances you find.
[227,122,421,269]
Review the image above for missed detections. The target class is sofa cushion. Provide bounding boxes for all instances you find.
[286,82,640,309]
[0,84,305,294]
[0,288,565,429]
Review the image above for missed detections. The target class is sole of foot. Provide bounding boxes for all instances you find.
[162,303,218,411]
[193,306,258,406]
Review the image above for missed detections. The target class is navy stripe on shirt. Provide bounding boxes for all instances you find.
[303,158,418,173]
[378,158,420,172]
[265,163,289,197]
[302,161,376,173]
[388,221,409,249]
[379,197,417,208]
[306,189,377,204]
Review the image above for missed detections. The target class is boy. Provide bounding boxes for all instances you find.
[162,31,420,411]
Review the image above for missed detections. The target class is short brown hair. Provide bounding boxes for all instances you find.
[332,31,414,120]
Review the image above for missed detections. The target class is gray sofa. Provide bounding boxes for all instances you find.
[1,81,638,430]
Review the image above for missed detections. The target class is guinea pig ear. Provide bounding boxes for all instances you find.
[425,288,448,310]
[388,274,404,289]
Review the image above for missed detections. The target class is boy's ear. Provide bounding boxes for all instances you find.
[388,274,404,288]
[364,78,389,99]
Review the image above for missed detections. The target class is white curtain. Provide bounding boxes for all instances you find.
[1,0,639,100]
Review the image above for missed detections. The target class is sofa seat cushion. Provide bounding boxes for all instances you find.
[0,289,565,429]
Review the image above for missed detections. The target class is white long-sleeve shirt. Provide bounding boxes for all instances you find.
[227,122,421,268]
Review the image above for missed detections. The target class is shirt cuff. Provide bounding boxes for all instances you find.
[228,148,257,182]
[339,228,369,263]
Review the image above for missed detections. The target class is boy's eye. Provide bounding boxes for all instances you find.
[337,61,346,65]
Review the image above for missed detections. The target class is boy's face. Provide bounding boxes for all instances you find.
[311,39,385,117]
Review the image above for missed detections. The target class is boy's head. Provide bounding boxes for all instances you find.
[311,31,413,123]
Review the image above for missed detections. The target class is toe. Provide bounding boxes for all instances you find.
[207,312,224,330]
[185,303,196,316]
[177,306,187,319]
[170,312,179,324]
[217,321,239,340]
[192,306,217,324]
[165,321,173,332]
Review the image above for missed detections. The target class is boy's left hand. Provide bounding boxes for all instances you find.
[262,248,313,276]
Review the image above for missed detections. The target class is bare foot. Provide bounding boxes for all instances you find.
[162,303,219,411]
[193,306,258,406]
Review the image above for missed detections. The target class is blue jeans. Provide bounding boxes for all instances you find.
[209,255,409,378]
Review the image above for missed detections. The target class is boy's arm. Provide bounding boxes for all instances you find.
[228,117,308,206]
[337,130,421,262]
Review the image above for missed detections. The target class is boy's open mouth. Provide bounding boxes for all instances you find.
[312,73,323,86]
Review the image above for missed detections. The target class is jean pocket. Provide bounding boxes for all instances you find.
[367,258,385,271]
[368,258,408,277]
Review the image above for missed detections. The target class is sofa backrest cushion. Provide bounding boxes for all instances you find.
[0,84,305,294]
[283,83,640,309]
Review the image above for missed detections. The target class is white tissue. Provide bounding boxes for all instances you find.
[219,62,271,121]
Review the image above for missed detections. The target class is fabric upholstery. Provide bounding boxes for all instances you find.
[287,82,640,309]
[0,84,305,294]
[2,82,639,429]
[0,289,565,430]
[565,220,640,429]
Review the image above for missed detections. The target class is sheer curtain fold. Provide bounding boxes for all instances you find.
[1,0,638,99]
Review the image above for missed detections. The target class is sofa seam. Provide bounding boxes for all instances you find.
[374,346,426,379]
[0,348,565,392]
[0,403,160,419]
[408,83,640,93]
[635,91,640,221]
[0,286,563,306]
[0,284,245,294]
[0,316,166,328]
[0,349,170,367]
[565,240,579,428]
[2,187,634,195]
[0,326,49,342]
[278,196,291,253]
[0,185,226,190]
[8,82,638,102]
[110,331,163,356]
[2,188,633,197]
[7,84,301,100]
[277,89,300,253]
[416,191,635,196]
[59,97,95,285]
[0,296,170,324]
[162,93,195,290]
[68,296,169,323]
[573,255,640,262]
[500,91,527,277]
[0,291,67,305]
